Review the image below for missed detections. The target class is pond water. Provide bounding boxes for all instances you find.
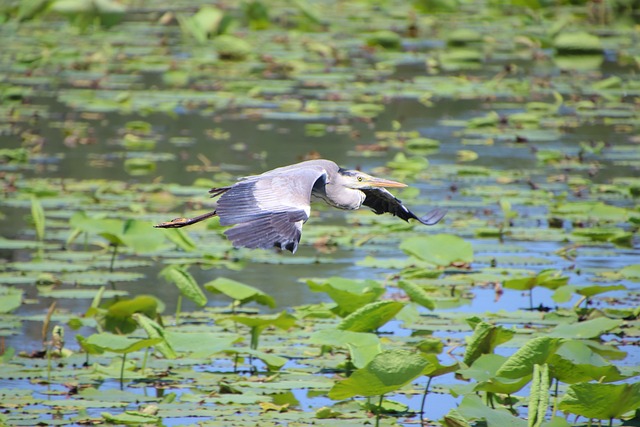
[0,1,639,426]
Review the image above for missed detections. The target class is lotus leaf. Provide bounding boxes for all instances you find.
[328,349,431,400]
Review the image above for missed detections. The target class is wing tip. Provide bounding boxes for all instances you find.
[275,240,298,253]
[418,208,447,226]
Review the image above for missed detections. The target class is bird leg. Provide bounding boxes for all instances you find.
[153,210,218,228]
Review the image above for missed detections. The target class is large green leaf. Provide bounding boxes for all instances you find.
[548,340,627,384]
[132,313,177,359]
[120,219,166,253]
[463,319,515,366]
[51,0,126,29]
[552,284,626,303]
[161,228,196,252]
[165,332,238,357]
[67,214,165,253]
[450,395,527,427]
[160,265,207,307]
[328,349,430,400]
[103,295,159,334]
[400,234,473,266]
[559,382,640,420]
[204,277,275,308]
[621,264,640,281]
[495,337,563,379]
[0,286,22,313]
[102,410,159,424]
[309,329,381,368]
[337,301,405,332]
[231,348,287,371]
[306,277,385,317]
[459,354,531,394]
[398,280,436,310]
[504,269,569,291]
[229,311,296,350]
[229,311,296,330]
[81,333,162,354]
[548,317,622,339]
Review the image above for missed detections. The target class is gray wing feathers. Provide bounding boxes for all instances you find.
[224,211,307,253]
[213,164,330,253]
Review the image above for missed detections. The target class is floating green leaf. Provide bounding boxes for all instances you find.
[0,286,22,313]
[213,35,252,61]
[400,234,473,267]
[102,410,160,424]
[554,31,603,55]
[81,333,162,354]
[504,269,569,291]
[366,30,401,50]
[51,0,126,29]
[621,264,640,281]
[449,395,527,427]
[553,284,626,303]
[337,301,405,332]
[548,317,622,339]
[204,277,276,308]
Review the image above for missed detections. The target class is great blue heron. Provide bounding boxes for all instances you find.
[155,159,445,253]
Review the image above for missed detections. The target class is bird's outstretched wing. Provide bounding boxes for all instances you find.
[362,188,446,225]
[209,164,330,253]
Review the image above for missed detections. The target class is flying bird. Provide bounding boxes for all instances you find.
[155,159,445,253]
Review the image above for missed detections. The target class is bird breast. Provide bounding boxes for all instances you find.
[312,184,365,211]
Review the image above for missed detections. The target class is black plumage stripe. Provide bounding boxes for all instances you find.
[362,188,446,225]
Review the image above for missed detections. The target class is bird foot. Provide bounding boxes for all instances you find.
[154,217,191,228]
[153,210,218,228]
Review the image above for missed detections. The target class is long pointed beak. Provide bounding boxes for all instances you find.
[366,177,407,188]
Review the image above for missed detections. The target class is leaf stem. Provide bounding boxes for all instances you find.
[376,394,383,427]
[420,376,433,422]
[175,295,182,325]
[46,342,52,388]
[141,347,149,373]
[552,378,559,416]
[120,353,126,390]
[109,243,118,273]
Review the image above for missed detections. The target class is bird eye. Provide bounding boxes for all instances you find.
[357,176,363,182]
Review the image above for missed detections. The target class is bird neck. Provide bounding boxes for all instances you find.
[317,183,365,210]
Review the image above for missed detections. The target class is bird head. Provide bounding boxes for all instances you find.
[340,170,407,190]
